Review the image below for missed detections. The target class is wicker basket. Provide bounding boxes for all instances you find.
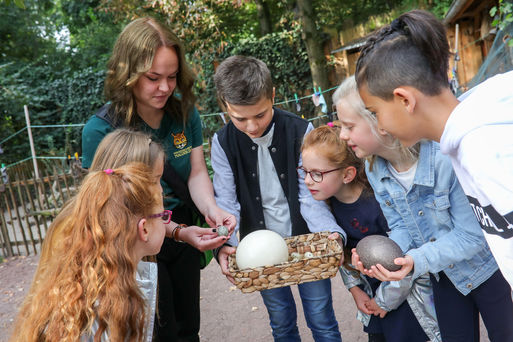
[228,231,342,293]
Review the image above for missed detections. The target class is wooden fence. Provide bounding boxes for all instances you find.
[0,161,85,258]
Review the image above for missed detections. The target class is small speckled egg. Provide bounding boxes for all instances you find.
[290,252,302,261]
[217,225,229,236]
[304,252,314,258]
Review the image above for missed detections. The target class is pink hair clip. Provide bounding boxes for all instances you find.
[327,122,334,127]
[104,169,114,175]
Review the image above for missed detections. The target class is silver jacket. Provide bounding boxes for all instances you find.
[81,261,158,342]
[340,267,441,342]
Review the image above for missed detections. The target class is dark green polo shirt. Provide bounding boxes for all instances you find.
[81,107,203,210]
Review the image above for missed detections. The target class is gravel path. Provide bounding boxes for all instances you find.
[1,256,490,341]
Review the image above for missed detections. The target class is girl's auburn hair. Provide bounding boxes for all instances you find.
[302,124,368,190]
[10,163,160,342]
[105,17,196,126]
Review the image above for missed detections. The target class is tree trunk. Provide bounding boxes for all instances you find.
[255,0,272,36]
[296,0,332,113]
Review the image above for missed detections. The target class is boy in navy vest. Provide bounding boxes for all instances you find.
[211,55,345,341]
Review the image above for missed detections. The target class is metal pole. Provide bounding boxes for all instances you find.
[24,105,40,179]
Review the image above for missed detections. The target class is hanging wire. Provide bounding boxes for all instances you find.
[1,127,27,145]
[30,124,85,128]
[275,85,338,106]
[199,85,339,117]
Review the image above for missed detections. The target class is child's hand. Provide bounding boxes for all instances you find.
[366,255,414,282]
[218,245,237,284]
[351,248,368,274]
[351,248,413,281]
[327,232,344,265]
[348,286,373,315]
[365,298,388,318]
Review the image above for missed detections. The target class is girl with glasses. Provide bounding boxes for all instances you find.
[31,129,228,342]
[11,163,165,341]
[301,124,436,342]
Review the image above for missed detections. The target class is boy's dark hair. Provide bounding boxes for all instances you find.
[214,55,274,106]
[355,10,450,100]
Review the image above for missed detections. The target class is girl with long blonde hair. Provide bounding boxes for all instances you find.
[10,163,166,341]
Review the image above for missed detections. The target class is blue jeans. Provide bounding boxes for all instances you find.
[260,278,342,342]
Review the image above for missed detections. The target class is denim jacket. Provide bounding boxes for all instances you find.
[366,140,498,295]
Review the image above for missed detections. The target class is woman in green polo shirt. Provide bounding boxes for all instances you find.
[81,17,235,342]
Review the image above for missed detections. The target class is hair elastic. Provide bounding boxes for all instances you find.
[327,122,334,127]
[104,169,114,175]
[390,18,402,31]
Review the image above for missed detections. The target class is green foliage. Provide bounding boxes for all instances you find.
[491,0,513,47]
[428,0,453,19]
[195,26,313,139]
[0,59,106,165]
[316,0,453,30]
[0,0,57,63]
[315,0,396,30]
[1,0,456,167]
[0,0,120,166]
[1,0,25,9]
[58,0,125,69]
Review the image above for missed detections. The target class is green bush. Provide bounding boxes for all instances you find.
[0,58,106,165]
[194,26,313,138]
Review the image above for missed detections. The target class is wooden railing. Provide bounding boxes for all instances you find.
[0,162,85,257]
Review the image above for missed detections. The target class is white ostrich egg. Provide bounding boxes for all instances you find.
[236,230,289,269]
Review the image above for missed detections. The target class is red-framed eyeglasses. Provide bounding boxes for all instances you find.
[147,210,173,224]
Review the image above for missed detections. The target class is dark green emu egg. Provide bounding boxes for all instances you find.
[356,235,403,272]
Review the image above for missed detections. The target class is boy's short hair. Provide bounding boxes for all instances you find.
[214,55,273,106]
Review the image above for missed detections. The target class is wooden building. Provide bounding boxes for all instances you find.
[444,0,498,91]
[328,0,499,90]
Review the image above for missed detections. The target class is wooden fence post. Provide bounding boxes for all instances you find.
[0,207,13,257]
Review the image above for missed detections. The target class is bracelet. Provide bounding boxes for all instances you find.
[173,224,188,243]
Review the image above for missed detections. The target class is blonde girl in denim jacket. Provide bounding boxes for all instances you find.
[336,76,513,342]
[301,124,439,342]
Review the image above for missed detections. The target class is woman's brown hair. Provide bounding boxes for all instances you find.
[105,17,196,126]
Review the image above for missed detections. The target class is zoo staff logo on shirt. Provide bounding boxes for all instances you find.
[172,131,187,149]
[171,131,192,158]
